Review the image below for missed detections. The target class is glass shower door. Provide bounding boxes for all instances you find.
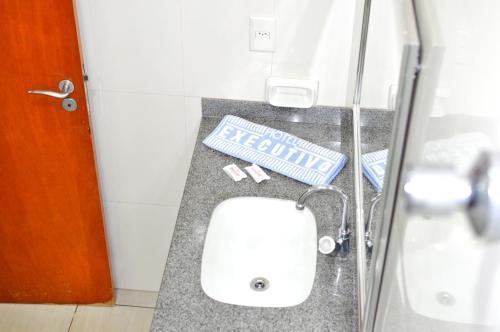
[365,0,500,331]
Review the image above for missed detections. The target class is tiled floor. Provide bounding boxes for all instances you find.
[0,289,157,332]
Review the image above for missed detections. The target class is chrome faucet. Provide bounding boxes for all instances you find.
[296,185,351,257]
[365,193,383,254]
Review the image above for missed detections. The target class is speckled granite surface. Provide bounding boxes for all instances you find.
[360,109,394,268]
[151,99,358,332]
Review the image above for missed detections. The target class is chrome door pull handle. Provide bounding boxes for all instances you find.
[28,79,74,99]
[404,151,500,241]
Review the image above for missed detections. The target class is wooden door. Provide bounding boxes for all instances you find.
[0,1,113,303]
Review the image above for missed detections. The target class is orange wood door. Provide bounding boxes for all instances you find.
[0,0,113,303]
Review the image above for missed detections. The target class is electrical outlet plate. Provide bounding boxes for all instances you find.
[249,17,276,52]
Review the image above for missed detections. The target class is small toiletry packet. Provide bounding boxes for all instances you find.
[245,164,270,183]
[362,149,387,193]
[203,115,348,186]
[223,164,247,182]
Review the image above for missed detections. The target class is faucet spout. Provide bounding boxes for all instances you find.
[365,193,383,254]
[296,185,351,257]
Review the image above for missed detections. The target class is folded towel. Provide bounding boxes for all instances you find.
[203,115,348,186]
[361,132,493,192]
[362,149,387,193]
[422,132,493,173]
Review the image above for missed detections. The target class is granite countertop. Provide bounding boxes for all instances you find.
[360,109,394,268]
[151,99,358,332]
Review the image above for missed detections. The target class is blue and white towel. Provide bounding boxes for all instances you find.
[362,149,387,192]
[203,115,348,186]
[422,132,492,173]
[360,132,493,193]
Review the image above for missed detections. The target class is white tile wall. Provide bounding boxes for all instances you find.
[90,91,189,206]
[183,97,203,157]
[103,202,177,291]
[273,0,356,106]
[181,0,274,101]
[81,0,184,95]
[76,0,357,291]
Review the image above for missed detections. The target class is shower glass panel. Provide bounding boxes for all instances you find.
[365,0,500,331]
[355,0,419,321]
[359,0,418,270]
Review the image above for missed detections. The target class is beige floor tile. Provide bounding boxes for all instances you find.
[0,304,76,332]
[70,305,154,332]
[115,289,158,308]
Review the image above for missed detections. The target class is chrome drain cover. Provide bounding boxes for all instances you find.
[250,277,269,291]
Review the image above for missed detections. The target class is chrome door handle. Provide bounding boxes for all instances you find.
[404,151,500,241]
[28,79,74,99]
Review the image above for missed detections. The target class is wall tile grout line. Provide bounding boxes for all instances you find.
[90,87,204,101]
[67,305,78,332]
[103,199,180,209]
[114,303,156,310]
[97,88,186,98]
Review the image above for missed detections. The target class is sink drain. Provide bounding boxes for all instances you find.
[250,277,269,291]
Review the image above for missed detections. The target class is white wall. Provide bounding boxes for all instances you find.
[75,0,357,291]
[360,0,404,109]
[427,0,500,118]
[273,0,357,105]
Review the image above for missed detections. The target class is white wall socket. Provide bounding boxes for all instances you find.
[249,17,276,52]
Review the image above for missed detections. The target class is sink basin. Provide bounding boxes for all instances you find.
[201,197,317,307]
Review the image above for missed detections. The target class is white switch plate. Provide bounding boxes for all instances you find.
[249,17,276,52]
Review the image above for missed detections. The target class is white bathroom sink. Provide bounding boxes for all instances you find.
[201,197,317,307]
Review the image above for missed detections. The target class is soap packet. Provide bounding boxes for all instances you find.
[245,164,270,183]
[223,164,247,182]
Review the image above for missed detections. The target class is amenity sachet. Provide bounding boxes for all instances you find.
[203,115,348,186]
